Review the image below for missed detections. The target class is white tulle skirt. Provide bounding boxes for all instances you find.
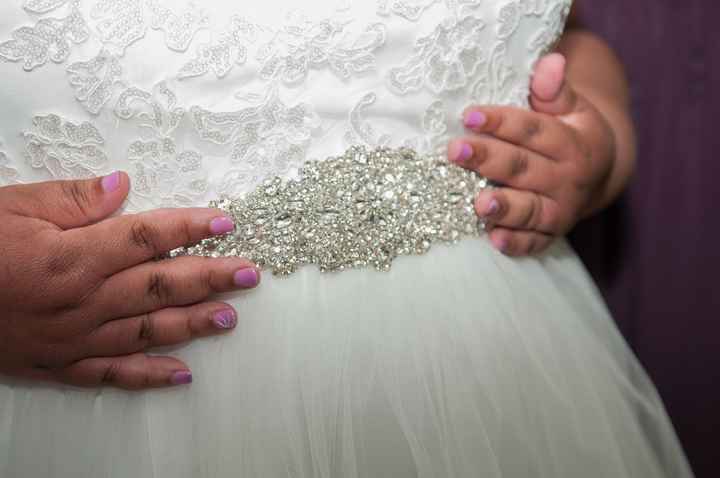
[0,238,693,477]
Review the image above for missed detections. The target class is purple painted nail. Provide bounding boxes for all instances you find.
[213,309,237,329]
[464,111,487,129]
[486,199,500,217]
[451,142,474,163]
[101,171,121,193]
[171,371,193,386]
[234,268,259,288]
[210,216,235,235]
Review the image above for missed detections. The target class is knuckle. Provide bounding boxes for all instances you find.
[507,148,529,177]
[137,313,155,344]
[129,218,161,256]
[200,263,218,294]
[522,117,542,141]
[525,236,537,255]
[518,196,538,229]
[529,195,544,229]
[101,361,121,386]
[147,271,173,304]
[59,180,93,218]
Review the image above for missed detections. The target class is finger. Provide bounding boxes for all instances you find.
[83,302,238,358]
[448,136,558,193]
[56,353,193,390]
[90,256,259,320]
[462,105,578,163]
[530,53,579,116]
[3,172,129,229]
[474,188,563,235]
[64,207,236,275]
[487,228,554,257]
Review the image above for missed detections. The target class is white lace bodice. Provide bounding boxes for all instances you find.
[0,0,571,211]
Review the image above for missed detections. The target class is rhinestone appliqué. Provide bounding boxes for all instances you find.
[172,146,488,276]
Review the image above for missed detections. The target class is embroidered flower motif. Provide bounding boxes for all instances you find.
[91,0,147,54]
[178,16,259,80]
[146,1,209,52]
[256,13,386,84]
[376,0,438,21]
[66,50,124,115]
[388,15,487,94]
[0,0,89,71]
[191,86,320,194]
[377,0,482,21]
[528,1,571,52]
[0,149,20,186]
[22,114,108,179]
[344,92,393,148]
[496,1,522,39]
[404,100,449,154]
[23,0,71,14]
[91,0,208,55]
[114,82,209,209]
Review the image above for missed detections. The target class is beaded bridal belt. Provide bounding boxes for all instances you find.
[172,146,489,276]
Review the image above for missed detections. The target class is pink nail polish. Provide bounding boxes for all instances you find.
[234,268,259,288]
[210,216,235,235]
[101,171,121,193]
[213,309,237,329]
[451,142,474,163]
[464,111,487,129]
[486,199,500,216]
[171,371,193,385]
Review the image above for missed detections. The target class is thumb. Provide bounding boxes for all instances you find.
[530,53,578,116]
[7,171,129,229]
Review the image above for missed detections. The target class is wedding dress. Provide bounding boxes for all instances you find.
[0,1,693,477]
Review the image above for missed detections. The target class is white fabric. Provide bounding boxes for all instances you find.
[0,1,693,477]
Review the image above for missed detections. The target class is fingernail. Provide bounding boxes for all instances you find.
[450,142,474,163]
[234,268,259,288]
[210,216,235,235]
[171,371,193,386]
[213,309,237,329]
[464,111,487,129]
[101,171,121,193]
[486,199,500,217]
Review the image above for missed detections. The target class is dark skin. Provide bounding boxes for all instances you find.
[448,6,636,255]
[0,174,260,389]
[0,7,633,389]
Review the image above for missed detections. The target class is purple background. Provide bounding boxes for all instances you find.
[570,1,720,476]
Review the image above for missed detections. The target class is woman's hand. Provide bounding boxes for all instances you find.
[0,172,259,390]
[448,53,618,256]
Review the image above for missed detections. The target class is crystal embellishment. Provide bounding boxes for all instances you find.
[172,146,488,276]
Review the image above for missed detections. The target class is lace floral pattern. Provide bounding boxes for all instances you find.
[115,82,209,209]
[0,149,20,186]
[0,0,89,71]
[91,0,207,55]
[256,13,386,85]
[388,15,487,95]
[0,0,573,205]
[66,50,124,114]
[178,16,259,80]
[191,86,320,196]
[22,114,108,179]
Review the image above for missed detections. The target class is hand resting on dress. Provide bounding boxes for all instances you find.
[449,48,634,257]
[0,173,259,390]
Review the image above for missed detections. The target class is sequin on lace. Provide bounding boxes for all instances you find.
[171,146,488,276]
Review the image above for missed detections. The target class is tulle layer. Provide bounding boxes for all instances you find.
[0,238,692,477]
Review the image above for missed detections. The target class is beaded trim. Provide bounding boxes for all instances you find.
[171,146,488,276]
